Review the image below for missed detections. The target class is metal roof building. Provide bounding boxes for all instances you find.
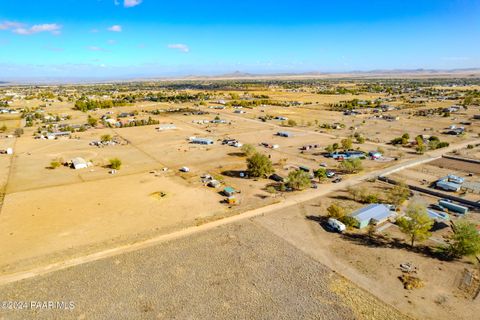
[350,204,393,229]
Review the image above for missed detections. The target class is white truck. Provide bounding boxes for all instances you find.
[327,218,346,233]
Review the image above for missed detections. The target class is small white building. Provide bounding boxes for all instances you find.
[71,157,88,170]
[157,124,177,131]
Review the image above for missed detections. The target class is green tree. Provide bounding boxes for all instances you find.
[341,138,353,150]
[109,158,122,170]
[445,222,480,258]
[87,115,98,127]
[101,134,112,143]
[314,168,328,181]
[397,202,433,247]
[286,170,311,190]
[241,144,256,157]
[388,182,410,206]
[246,152,274,178]
[338,158,363,173]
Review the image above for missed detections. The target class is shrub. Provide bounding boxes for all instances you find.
[50,161,61,169]
[327,203,346,219]
[109,158,122,170]
[241,144,256,157]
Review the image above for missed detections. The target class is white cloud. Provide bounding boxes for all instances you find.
[87,46,107,52]
[167,43,190,53]
[441,57,470,61]
[12,23,62,35]
[107,25,122,32]
[0,21,24,30]
[114,0,120,5]
[124,0,142,8]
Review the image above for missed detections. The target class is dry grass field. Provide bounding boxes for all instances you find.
[0,80,479,319]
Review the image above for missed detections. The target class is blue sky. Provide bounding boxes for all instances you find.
[0,0,479,79]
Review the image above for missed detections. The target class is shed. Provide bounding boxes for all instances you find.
[223,187,236,197]
[350,204,392,229]
[71,157,88,170]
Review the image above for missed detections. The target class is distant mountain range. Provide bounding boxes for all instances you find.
[1,68,480,85]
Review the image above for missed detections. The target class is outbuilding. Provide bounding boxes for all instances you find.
[71,157,88,170]
[350,204,393,229]
[223,187,236,197]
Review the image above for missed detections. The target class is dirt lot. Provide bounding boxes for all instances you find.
[0,220,408,320]
[0,172,226,274]
[254,186,480,320]
[430,157,480,175]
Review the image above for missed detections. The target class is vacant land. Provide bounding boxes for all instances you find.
[0,220,408,320]
[0,78,479,319]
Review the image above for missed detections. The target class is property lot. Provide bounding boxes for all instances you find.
[255,183,480,320]
[0,172,226,275]
[0,220,407,320]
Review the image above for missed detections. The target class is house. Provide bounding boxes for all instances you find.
[350,204,393,229]
[189,137,214,145]
[435,174,464,191]
[211,119,227,124]
[436,179,461,192]
[330,151,365,160]
[207,180,221,188]
[71,157,88,170]
[157,124,176,131]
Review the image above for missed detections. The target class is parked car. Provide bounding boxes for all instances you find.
[269,173,284,182]
[326,170,335,178]
[180,167,190,172]
[332,177,342,183]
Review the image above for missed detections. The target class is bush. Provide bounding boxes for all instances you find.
[109,158,122,170]
[101,134,112,142]
[362,193,379,204]
[327,203,346,219]
[50,161,61,169]
[287,119,297,127]
[241,144,256,157]
[286,170,311,191]
[338,158,363,173]
[339,215,357,228]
